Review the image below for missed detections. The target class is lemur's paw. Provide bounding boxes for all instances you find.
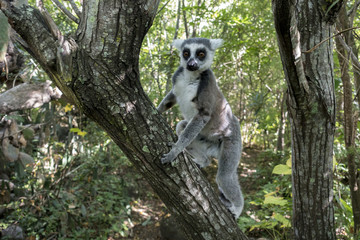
[161,153,175,164]
[161,147,180,164]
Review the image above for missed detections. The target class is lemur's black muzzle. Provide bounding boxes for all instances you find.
[187,59,199,71]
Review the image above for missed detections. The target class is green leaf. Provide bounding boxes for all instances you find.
[70,128,87,136]
[273,213,291,227]
[286,158,291,168]
[340,199,353,214]
[272,164,291,175]
[70,128,81,133]
[81,204,87,217]
[264,196,287,206]
[77,131,87,137]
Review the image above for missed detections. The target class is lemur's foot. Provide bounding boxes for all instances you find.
[228,205,242,220]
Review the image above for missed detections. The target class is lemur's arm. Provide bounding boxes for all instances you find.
[161,112,211,164]
[157,90,176,113]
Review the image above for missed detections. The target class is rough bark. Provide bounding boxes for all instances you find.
[272,0,341,239]
[0,1,247,239]
[335,3,360,238]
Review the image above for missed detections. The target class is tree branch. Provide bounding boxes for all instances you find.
[157,0,171,15]
[1,0,80,104]
[182,0,189,38]
[36,0,63,40]
[0,1,58,69]
[50,0,79,24]
[303,27,359,54]
[336,34,360,102]
[67,0,81,19]
[336,33,360,72]
[348,0,360,22]
[0,81,62,114]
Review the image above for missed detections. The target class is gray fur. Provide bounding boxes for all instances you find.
[157,38,243,219]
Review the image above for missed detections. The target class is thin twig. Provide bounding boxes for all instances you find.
[303,27,360,54]
[1,122,48,140]
[348,0,360,21]
[336,34,360,102]
[182,0,189,38]
[51,163,83,187]
[51,0,79,24]
[335,49,360,75]
[157,0,171,15]
[67,0,81,19]
[336,34,360,71]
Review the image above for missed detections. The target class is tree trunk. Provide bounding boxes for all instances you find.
[272,0,341,239]
[335,3,360,238]
[0,1,247,239]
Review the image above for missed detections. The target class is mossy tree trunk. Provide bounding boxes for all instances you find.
[0,1,247,239]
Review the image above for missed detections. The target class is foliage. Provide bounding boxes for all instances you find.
[238,150,292,239]
[1,103,139,239]
[333,149,357,239]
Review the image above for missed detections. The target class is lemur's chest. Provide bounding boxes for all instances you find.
[173,74,200,120]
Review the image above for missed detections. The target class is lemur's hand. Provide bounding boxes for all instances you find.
[161,145,181,164]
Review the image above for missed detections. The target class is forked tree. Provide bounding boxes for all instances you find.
[0,1,247,239]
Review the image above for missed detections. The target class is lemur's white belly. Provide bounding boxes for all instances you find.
[173,80,199,121]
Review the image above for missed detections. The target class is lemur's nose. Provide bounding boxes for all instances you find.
[187,59,199,71]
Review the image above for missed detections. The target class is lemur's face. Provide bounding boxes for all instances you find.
[172,38,223,72]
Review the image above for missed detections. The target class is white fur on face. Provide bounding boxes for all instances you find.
[180,43,215,72]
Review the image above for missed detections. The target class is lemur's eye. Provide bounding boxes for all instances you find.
[183,51,189,58]
[198,52,205,58]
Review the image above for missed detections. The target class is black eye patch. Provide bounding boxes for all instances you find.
[196,48,207,61]
[183,48,190,60]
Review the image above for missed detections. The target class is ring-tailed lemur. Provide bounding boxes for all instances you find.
[157,38,244,219]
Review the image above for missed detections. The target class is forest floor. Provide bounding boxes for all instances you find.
[119,147,265,240]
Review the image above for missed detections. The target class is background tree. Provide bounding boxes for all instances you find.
[334,2,360,238]
[273,0,342,239]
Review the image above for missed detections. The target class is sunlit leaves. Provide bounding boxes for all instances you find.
[70,128,87,137]
[272,159,292,175]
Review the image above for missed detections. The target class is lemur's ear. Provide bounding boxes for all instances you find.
[172,39,184,51]
[210,39,224,50]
